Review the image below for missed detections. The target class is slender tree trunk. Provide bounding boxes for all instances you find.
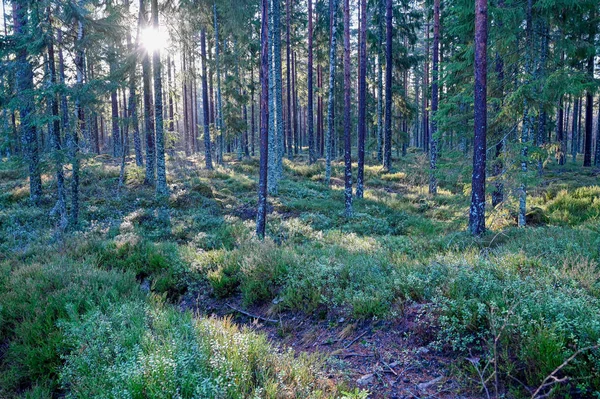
[47,11,67,228]
[151,0,167,195]
[273,0,284,179]
[428,0,440,195]
[141,0,155,185]
[167,56,174,150]
[571,97,579,163]
[325,0,338,185]
[307,0,315,163]
[356,0,366,198]
[583,50,595,167]
[201,29,214,170]
[71,18,85,225]
[343,0,353,216]
[293,51,299,154]
[376,0,384,163]
[257,0,270,239]
[214,4,224,164]
[286,0,293,158]
[469,0,487,236]
[251,65,256,156]
[594,96,600,166]
[13,2,42,202]
[383,0,393,171]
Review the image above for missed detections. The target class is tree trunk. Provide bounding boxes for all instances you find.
[307,0,315,164]
[214,4,224,164]
[151,0,167,195]
[376,0,384,163]
[583,50,595,167]
[383,0,393,171]
[429,0,440,195]
[343,0,353,216]
[141,0,155,185]
[201,29,214,170]
[47,10,67,228]
[13,2,42,202]
[286,0,293,158]
[325,0,338,185]
[469,0,487,236]
[356,0,366,198]
[256,0,270,239]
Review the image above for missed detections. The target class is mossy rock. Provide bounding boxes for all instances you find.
[526,207,548,226]
[190,182,213,198]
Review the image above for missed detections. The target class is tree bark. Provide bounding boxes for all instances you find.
[256,0,270,239]
[201,29,214,170]
[343,0,353,216]
[141,0,155,185]
[383,0,393,171]
[151,0,167,195]
[325,0,338,185]
[307,0,315,163]
[428,0,440,196]
[356,0,366,198]
[469,0,487,236]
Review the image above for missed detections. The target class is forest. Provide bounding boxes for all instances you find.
[0,0,599,397]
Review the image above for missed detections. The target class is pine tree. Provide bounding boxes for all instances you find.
[256,0,270,239]
[325,0,338,185]
[469,0,487,236]
[428,0,440,196]
[355,0,366,199]
[383,0,392,171]
[343,0,352,216]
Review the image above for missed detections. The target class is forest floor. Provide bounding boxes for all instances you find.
[1,150,599,398]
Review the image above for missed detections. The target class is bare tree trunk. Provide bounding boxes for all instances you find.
[356,0,366,198]
[343,0,353,216]
[151,0,167,195]
[428,0,440,195]
[383,0,393,171]
[141,0,155,186]
[201,29,213,170]
[325,0,338,185]
[256,0,270,239]
[307,0,315,164]
[469,0,487,236]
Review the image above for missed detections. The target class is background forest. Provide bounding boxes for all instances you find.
[0,0,599,398]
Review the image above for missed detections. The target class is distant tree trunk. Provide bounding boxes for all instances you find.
[325,0,338,185]
[214,4,224,164]
[423,22,430,153]
[343,0,353,216]
[251,65,256,156]
[383,0,392,171]
[307,0,315,164]
[256,0,270,239]
[293,51,299,154]
[141,0,155,185]
[376,0,384,163]
[201,29,214,170]
[571,97,579,163]
[583,51,595,167]
[356,0,366,198]
[469,0,487,236]
[151,0,167,195]
[519,0,534,228]
[492,35,505,207]
[71,18,85,225]
[127,1,143,166]
[167,56,175,149]
[595,97,600,166]
[273,0,284,179]
[13,2,42,202]
[286,0,293,158]
[47,11,67,229]
[429,0,440,196]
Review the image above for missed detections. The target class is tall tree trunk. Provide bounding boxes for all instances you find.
[167,56,175,152]
[47,10,67,229]
[343,0,353,216]
[469,0,487,236]
[251,65,256,156]
[325,0,338,185]
[13,1,42,202]
[307,0,315,163]
[583,46,595,167]
[256,0,270,239]
[273,0,284,179]
[571,97,579,163]
[71,18,84,225]
[201,29,214,170]
[356,0,366,198]
[151,0,167,195]
[595,96,600,166]
[376,0,384,163]
[383,0,393,171]
[293,51,299,154]
[214,4,224,164]
[286,0,293,158]
[428,0,440,195]
[141,0,155,185]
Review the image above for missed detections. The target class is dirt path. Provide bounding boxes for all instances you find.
[180,287,477,399]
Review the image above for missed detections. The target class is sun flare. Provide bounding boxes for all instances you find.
[141,27,168,54]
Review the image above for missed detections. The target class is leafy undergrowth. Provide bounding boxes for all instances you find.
[1,153,599,398]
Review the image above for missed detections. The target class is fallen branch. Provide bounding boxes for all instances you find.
[531,345,599,399]
[225,303,278,323]
[344,330,369,349]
